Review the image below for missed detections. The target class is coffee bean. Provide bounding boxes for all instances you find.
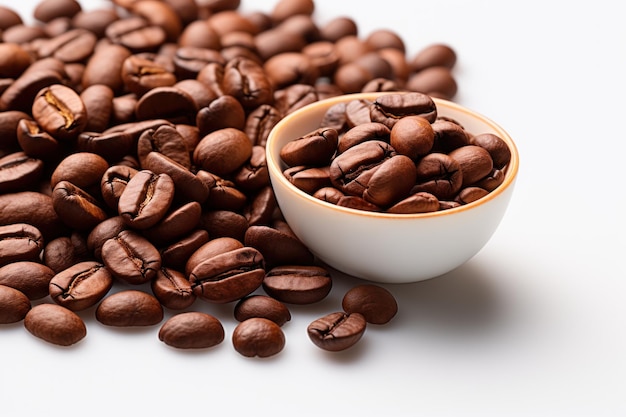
[193,127,253,176]
[0,261,56,300]
[342,284,398,324]
[263,265,332,305]
[24,303,86,346]
[52,181,108,232]
[234,295,291,326]
[159,312,224,349]
[101,230,162,285]
[151,267,196,310]
[96,290,164,327]
[49,261,114,311]
[307,311,366,352]
[232,317,285,358]
[32,84,87,141]
[244,224,314,268]
[448,145,494,187]
[0,285,31,324]
[118,170,175,230]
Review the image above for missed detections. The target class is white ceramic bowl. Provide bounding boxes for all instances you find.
[266,92,519,284]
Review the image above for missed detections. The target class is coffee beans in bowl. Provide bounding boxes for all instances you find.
[266,92,519,283]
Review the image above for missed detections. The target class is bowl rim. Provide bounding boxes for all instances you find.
[266,92,519,220]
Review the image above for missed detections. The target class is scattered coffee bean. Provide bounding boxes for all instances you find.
[159,312,224,349]
[96,290,164,327]
[232,317,286,358]
[342,284,398,324]
[0,284,31,324]
[307,311,366,352]
[24,303,86,346]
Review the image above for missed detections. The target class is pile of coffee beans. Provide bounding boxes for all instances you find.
[0,0,463,356]
[281,91,512,213]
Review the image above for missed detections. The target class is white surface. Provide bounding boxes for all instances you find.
[2,1,625,416]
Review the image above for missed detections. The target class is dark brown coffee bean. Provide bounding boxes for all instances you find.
[159,312,224,349]
[263,265,332,305]
[172,46,224,79]
[264,52,319,90]
[121,54,177,96]
[334,62,375,94]
[100,165,138,211]
[131,0,183,43]
[24,303,86,346]
[455,186,489,205]
[51,152,109,191]
[387,191,440,214]
[0,261,55,300]
[49,261,113,311]
[101,230,162,285]
[0,43,32,79]
[406,66,458,100]
[362,155,417,207]
[302,41,340,77]
[141,201,202,246]
[370,92,437,128]
[245,104,282,147]
[232,145,270,193]
[96,289,164,327]
[196,97,245,139]
[337,122,390,154]
[283,165,332,195]
[243,186,277,227]
[82,43,132,93]
[344,98,372,128]
[160,229,209,270]
[118,170,175,230]
[254,27,306,61]
[142,152,209,203]
[188,246,265,304]
[336,195,382,212]
[0,223,43,266]
[151,267,196,310]
[200,171,248,212]
[178,19,220,49]
[0,191,68,241]
[16,119,61,160]
[52,181,108,232]
[199,210,248,242]
[280,128,338,167]
[342,284,398,324]
[448,145,493,187]
[135,86,198,124]
[475,169,505,192]
[412,153,463,200]
[389,116,434,160]
[76,131,134,163]
[232,317,285,358]
[312,186,345,204]
[43,235,90,273]
[193,127,252,176]
[221,57,274,109]
[234,295,291,326]
[0,285,31,324]
[0,68,63,113]
[31,84,87,141]
[470,133,511,169]
[175,79,217,110]
[244,224,314,269]
[431,119,469,153]
[319,102,348,131]
[307,311,366,352]
[0,152,44,193]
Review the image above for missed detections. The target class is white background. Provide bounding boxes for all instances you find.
[2,1,625,416]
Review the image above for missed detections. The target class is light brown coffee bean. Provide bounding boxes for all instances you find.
[24,303,86,346]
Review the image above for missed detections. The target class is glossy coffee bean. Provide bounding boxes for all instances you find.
[0,152,44,193]
[0,223,43,266]
[307,311,367,352]
[244,224,314,268]
[0,285,31,324]
[448,145,493,187]
[279,128,338,167]
[96,290,164,327]
[31,84,87,141]
[370,92,437,128]
[342,284,398,324]
[101,230,162,285]
[24,303,87,346]
[234,295,291,326]
[51,181,108,232]
[0,261,56,300]
[232,317,285,358]
[263,265,332,305]
[159,312,225,349]
[118,170,175,230]
[151,267,196,310]
[49,261,114,311]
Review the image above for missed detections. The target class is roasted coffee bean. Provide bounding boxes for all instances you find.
[243,186,277,227]
[71,8,120,38]
[130,0,182,43]
[16,119,61,160]
[121,54,177,96]
[329,140,396,197]
[49,261,113,311]
[362,155,417,207]
[389,116,434,160]
[100,165,139,211]
[24,303,87,346]
[32,84,87,141]
[263,265,332,305]
[52,181,108,232]
[232,145,270,192]
[320,16,358,42]
[342,284,398,324]
[96,289,164,327]
[142,152,209,203]
[431,119,469,153]
[319,101,348,131]
[337,122,390,154]
[406,66,458,100]
[196,95,246,136]
[245,104,283,147]
[279,128,338,167]
[234,295,291,326]
[141,201,202,246]
[312,186,345,204]
[178,19,220,49]
[0,191,67,240]
[0,285,31,324]
[222,57,274,109]
[302,41,340,77]
[101,229,161,285]
[118,170,175,230]
[0,261,55,300]
[232,317,285,358]
[34,0,82,23]
[135,86,197,124]
[188,245,265,304]
[264,52,319,90]
[370,92,437,128]
[160,229,209,270]
[76,131,134,162]
[37,29,97,64]
[344,98,373,127]
[82,43,132,93]
[412,153,463,200]
[410,43,457,72]
[448,145,493,187]
[336,195,381,212]
[200,210,248,242]
[455,186,489,205]
[44,235,90,273]
[0,152,44,194]
[105,17,167,53]
[283,165,331,195]
[307,311,366,352]
[0,223,43,266]
[159,312,224,349]
[470,133,511,169]
[193,128,252,176]
[244,224,314,268]
[51,152,109,191]
[151,267,196,310]
[475,169,505,192]
[0,68,63,113]
[387,191,440,214]
[172,46,224,79]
